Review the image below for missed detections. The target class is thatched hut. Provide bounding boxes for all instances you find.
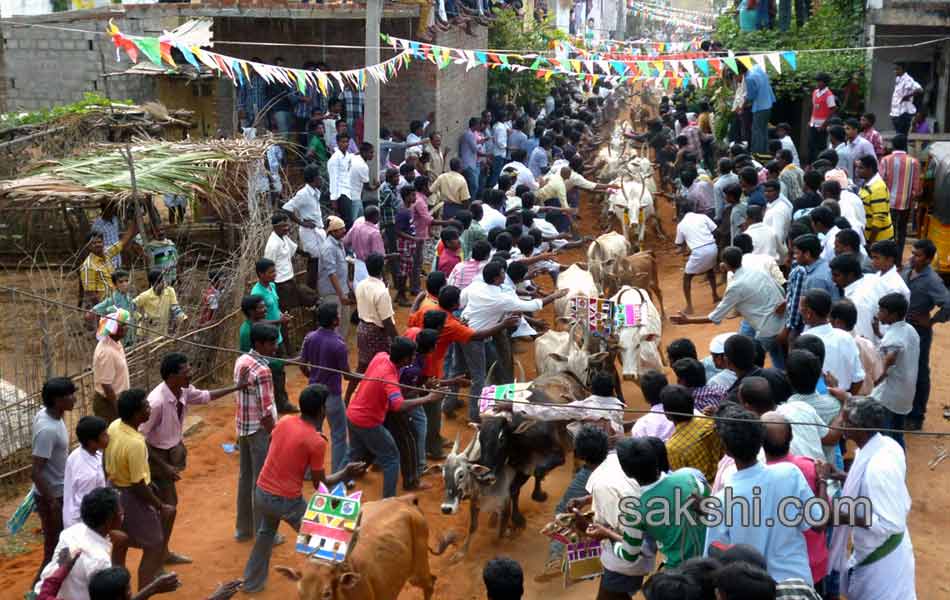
[0,137,276,264]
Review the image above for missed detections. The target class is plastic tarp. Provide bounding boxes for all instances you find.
[928,142,950,224]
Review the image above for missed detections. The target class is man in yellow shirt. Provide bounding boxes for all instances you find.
[80,221,138,307]
[428,158,471,220]
[856,155,895,242]
[104,388,174,591]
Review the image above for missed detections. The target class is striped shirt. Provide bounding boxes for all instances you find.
[615,470,709,568]
[879,151,922,211]
[859,173,895,241]
[448,259,487,290]
[233,351,277,437]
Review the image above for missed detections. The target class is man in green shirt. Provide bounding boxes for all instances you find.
[240,281,296,414]
[587,437,709,570]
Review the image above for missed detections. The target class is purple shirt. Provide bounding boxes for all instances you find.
[300,328,349,395]
[630,404,675,441]
[343,219,385,261]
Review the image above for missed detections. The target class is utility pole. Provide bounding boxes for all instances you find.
[365,0,382,181]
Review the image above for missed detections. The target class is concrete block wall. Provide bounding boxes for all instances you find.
[0,7,173,111]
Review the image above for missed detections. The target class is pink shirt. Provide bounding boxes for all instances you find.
[343,218,386,261]
[630,404,675,441]
[767,454,829,583]
[139,382,211,450]
[412,193,434,239]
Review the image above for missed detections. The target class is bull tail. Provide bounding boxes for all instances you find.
[429,530,460,556]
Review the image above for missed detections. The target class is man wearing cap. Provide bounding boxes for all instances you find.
[92,309,132,423]
[704,332,738,390]
[317,216,353,340]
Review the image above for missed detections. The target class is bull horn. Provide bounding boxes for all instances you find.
[451,431,461,456]
[463,432,480,461]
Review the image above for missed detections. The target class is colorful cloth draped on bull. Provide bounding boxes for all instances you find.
[296,483,362,562]
[479,383,533,415]
[568,296,642,334]
[539,511,604,587]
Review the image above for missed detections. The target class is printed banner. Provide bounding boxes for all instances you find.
[568,296,643,334]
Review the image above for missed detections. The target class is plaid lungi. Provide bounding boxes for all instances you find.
[357,321,392,369]
[396,237,418,278]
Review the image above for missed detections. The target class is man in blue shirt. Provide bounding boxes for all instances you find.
[741,63,776,154]
[703,406,824,585]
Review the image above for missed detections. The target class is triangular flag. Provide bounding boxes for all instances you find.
[752,54,767,70]
[782,51,797,70]
[230,58,244,86]
[159,41,177,67]
[766,52,782,74]
[667,59,679,74]
[695,58,709,76]
[611,60,628,75]
[723,57,738,74]
[474,51,488,64]
[737,55,754,71]
[293,69,308,93]
[176,43,199,70]
[134,37,163,66]
[194,47,220,73]
[709,58,722,74]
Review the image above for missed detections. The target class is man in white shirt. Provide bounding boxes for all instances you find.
[890,63,923,135]
[762,181,792,242]
[347,142,381,228]
[35,487,122,600]
[62,416,109,528]
[744,204,787,264]
[460,261,565,420]
[800,289,865,393]
[869,239,911,301]
[479,190,508,233]
[831,253,883,343]
[674,202,721,315]
[502,149,538,191]
[488,114,509,187]
[327,131,352,223]
[775,122,800,166]
[264,212,304,352]
[821,178,865,236]
[282,164,326,289]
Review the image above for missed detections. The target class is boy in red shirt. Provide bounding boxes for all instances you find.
[808,73,837,165]
[242,385,365,593]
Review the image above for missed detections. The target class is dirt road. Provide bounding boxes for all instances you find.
[2,192,949,600]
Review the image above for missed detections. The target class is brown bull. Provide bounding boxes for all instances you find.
[276,495,456,600]
[610,250,665,319]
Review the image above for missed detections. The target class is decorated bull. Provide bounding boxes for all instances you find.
[276,495,456,600]
[553,263,600,322]
[610,285,665,381]
[586,231,631,294]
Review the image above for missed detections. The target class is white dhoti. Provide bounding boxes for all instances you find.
[685,243,718,275]
[844,534,916,600]
[299,227,326,257]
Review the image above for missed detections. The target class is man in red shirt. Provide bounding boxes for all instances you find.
[346,337,446,497]
[421,285,519,458]
[808,73,837,165]
[242,384,364,593]
[437,228,463,277]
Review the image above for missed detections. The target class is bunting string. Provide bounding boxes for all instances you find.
[107,19,410,94]
[629,2,714,32]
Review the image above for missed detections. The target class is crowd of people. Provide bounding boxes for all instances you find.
[22,36,943,600]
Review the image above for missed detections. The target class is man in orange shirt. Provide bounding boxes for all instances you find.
[407,271,446,328]
[242,384,364,593]
[421,285,519,459]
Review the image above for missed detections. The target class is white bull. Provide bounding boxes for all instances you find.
[605,166,664,249]
[553,264,600,323]
[586,231,631,293]
[611,286,664,381]
[0,379,32,459]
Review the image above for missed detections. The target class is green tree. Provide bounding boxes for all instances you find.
[487,9,569,106]
[708,0,865,135]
